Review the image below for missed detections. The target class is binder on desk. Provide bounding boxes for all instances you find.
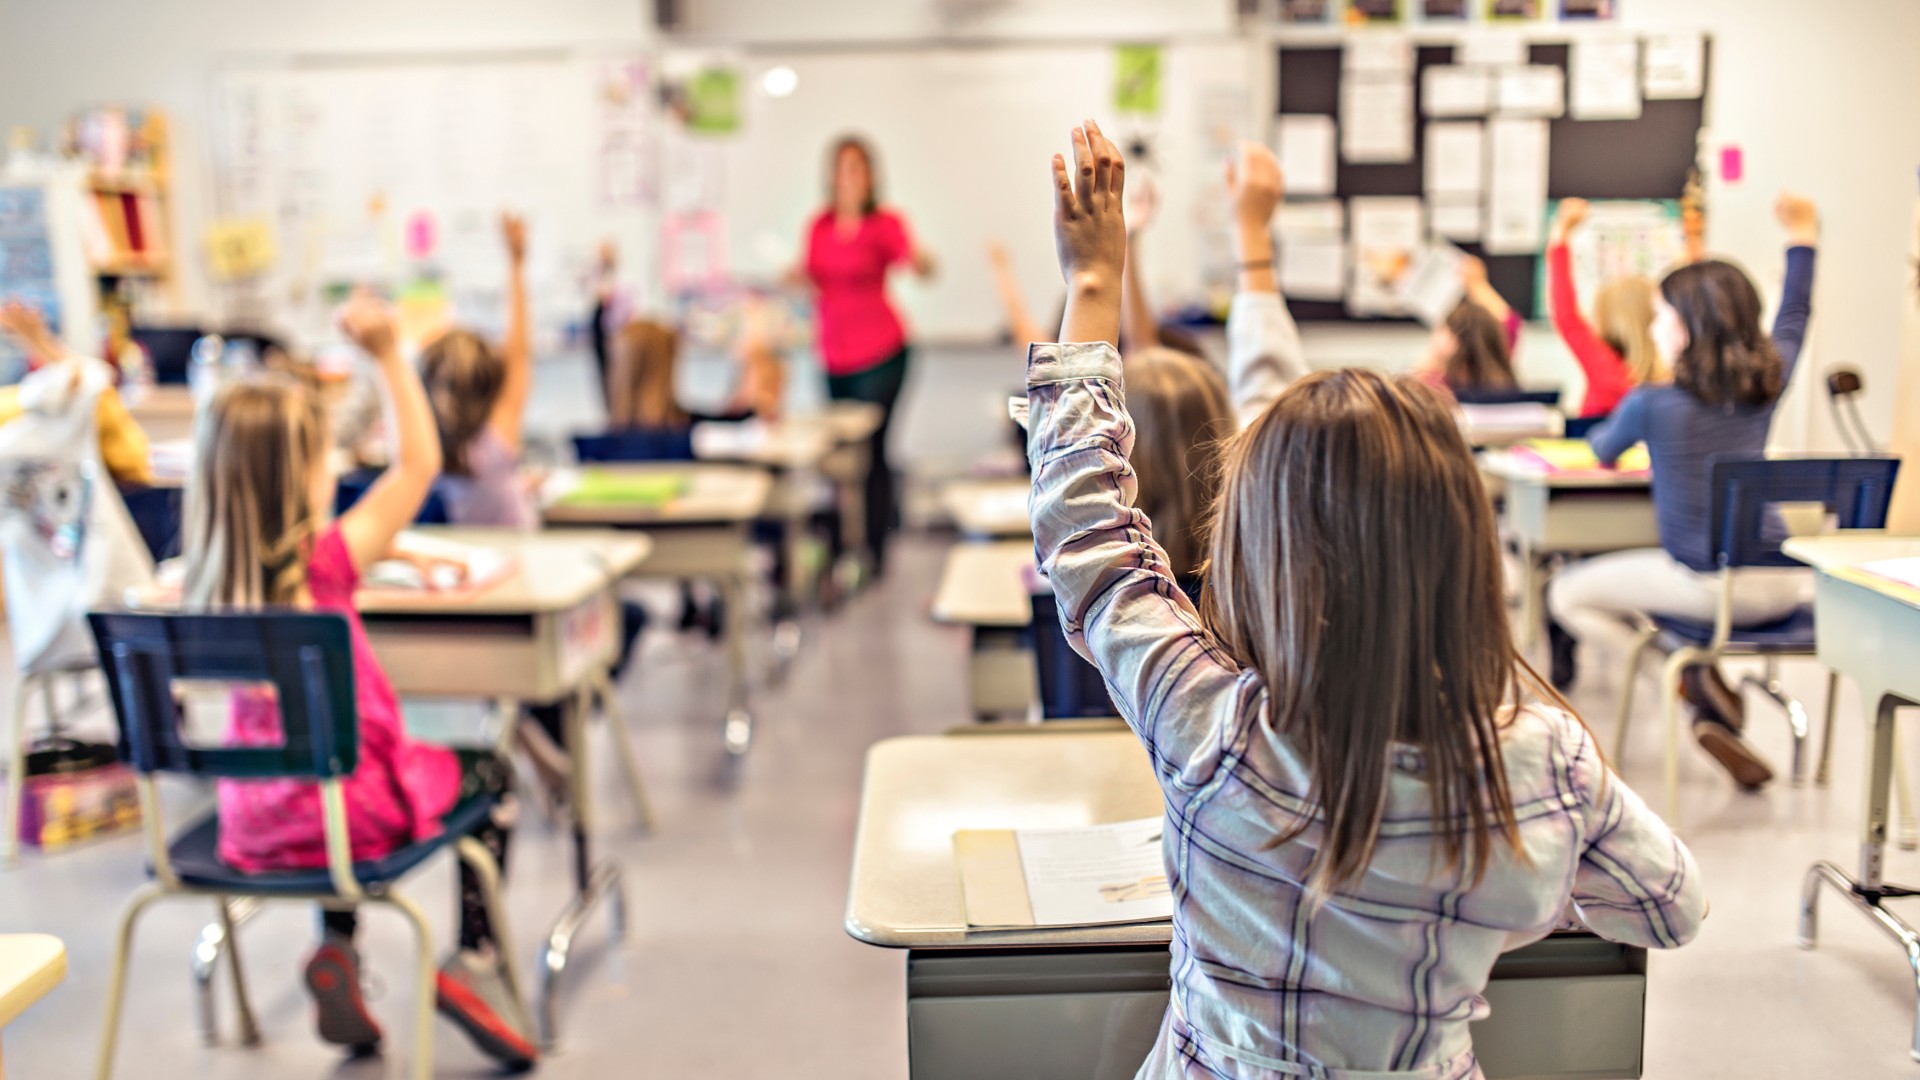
[954,818,1174,929]
[550,468,690,508]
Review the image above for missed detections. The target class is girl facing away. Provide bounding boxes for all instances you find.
[1030,119,1703,1079]
[184,292,538,1067]
[1546,198,1668,419]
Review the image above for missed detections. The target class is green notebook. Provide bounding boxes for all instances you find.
[559,470,690,507]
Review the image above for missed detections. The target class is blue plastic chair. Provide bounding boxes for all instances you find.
[1453,387,1562,407]
[86,611,525,1080]
[573,428,697,463]
[1029,592,1118,720]
[332,470,451,524]
[1613,456,1901,820]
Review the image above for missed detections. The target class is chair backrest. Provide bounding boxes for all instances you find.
[88,611,359,780]
[1708,456,1902,569]
[1452,387,1562,408]
[573,428,697,464]
[332,470,451,525]
[1029,591,1120,720]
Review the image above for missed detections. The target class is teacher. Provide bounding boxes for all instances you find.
[799,134,935,579]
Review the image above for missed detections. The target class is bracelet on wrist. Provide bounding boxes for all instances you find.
[1238,259,1274,271]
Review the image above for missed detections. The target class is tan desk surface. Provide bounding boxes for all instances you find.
[942,477,1032,538]
[1477,450,1653,490]
[0,934,65,1028]
[126,384,195,419]
[541,463,773,526]
[931,541,1034,628]
[1785,533,1920,610]
[845,730,1165,949]
[356,528,651,617]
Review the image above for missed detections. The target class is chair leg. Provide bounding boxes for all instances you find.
[1895,723,1920,852]
[95,883,167,1080]
[191,916,222,1046]
[595,669,654,831]
[5,676,36,864]
[377,892,438,1080]
[1816,671,1841,787]
[455,836,534,1032]
[1613,626,1659,765]
[216,898,260,1046]
[1738,662,1811,786]
[1659,650,1699,826]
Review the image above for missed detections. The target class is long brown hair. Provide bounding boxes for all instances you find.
[182,373,330,609]
[826,135,880,216]
[608,319,687,429]
[420,328,505,476]
[1661,259,1783,408]
[1442,301,1517,391]
[1201,368,1524,902]
[1127,347,1233,580]
[1593,276,1668,386]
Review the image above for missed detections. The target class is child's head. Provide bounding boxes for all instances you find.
[420,329,505,477]
[182,373,331,609]
[1202,368,1521,899]
[611,319,686,430]
[1428,301,1516,392]
[1655,259,1783,409]
[1126,347,1233,580]
[1593,276,1667,386]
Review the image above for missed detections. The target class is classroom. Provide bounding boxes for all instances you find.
[0,0,1917,1076]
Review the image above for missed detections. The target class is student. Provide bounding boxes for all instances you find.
[1031,119,1702,1078]
[422,213,537,530]
[606,317,687,431]
[1413,256,1522,396]
[183,292,537,1066]
[1124,346,1232,600]
[0,302,152,485]
[1546,198,1667,418]
[1547,193,1821,789]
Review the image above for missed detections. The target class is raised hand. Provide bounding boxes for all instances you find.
[337,289,400,361]
[0,301,60,359]
[1226,140,1284,231]
[1550,198,1589,246]
[501,212,529,265]
[1775,192,1819,246]
[1051,119,1127,291]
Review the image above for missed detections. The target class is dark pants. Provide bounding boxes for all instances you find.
[826,346,910,577]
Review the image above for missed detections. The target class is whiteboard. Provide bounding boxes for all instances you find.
[688,40,1262,344]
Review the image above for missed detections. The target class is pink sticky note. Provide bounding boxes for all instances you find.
[1719,146,1744,184]
[404,210,438,261]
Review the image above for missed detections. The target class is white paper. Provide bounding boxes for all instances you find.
[1424,121,1485,197]
[1643,32,1705,100]
[1341,76,1415,164]
[1396,242,1467,326]
[1275,114,1338,198]
[1015,818,1173,927]
[1344,34,1415,75]
[1280,237,1348,301]
[1422,66,1492,118]
[1458,32,1530,69]
[1349,196,1426,315]
[1571,37,1642,121]
[1276,200,1347,235]
[1430,200,1484,241]
[1485,117,1550,254]
[1496,66,1566,118]
[1864,557,1920,593]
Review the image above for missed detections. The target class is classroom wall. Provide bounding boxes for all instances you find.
[672,0,1234,43]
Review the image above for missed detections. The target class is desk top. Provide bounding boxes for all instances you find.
[692,402,882,469]
[1478,449,1652,490]
[541,463,773,526]
[846,730,1166,949]
[125,384,195,420]
[1785,533,1920,610]
[356,527,650,617]
[942,477,1032,538]
[0,934,66,1028]
[931,541,1034,628]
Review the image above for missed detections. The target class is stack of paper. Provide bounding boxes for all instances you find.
[364,531,515,593]
[1510,438,1650,475]
[1458,402,1564,444]
[955,817,1173,929]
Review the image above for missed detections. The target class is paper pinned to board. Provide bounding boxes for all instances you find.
[1484,117,1550,255]
[1430,200,1483,242]
[1349,196,1425,316]
[1280,237,1348,301]
[1458,32,1530,69]
[1344,34,1415,75]
[1570,36,1642,121]
[1397,241,1468,326]
[1422,66,1493,117]
[1643,32,1706,100]
[1275,114,1338,198]
[1341,76,1415,164]
[1424,121,1485,197]
[1496,66,1566,118]
[1277,201,1347,235]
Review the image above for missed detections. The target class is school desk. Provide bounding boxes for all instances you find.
[543,463,774,755]
[846,730,1653,1080]
[931,540,1036,719]
[357,526,652,1048]
[0,934,64,1080]
[940,476,1031,539]
[1479,450,1658,651]
[124,385,194,443]
[1786,534,1920,1060]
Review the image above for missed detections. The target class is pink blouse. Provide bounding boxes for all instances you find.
[804,208,915,376]
[217,525,462,872]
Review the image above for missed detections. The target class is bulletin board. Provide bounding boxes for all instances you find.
[1276,35,1710,322]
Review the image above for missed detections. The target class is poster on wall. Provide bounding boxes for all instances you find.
[1484,0,1544,21]
[1347,0,1405,26]
[682,67,741,135]
[1559,0,1617,17]
[1113,45,1163,116]
[1422,0,1470,19]
[596,57,655,208]
[1279,0,1334,23]
[0,187,59,377]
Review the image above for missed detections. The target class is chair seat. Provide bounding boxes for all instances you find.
[163,793,497,895]
[1652,605,1818,652]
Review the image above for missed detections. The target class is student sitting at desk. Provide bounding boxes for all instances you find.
[184,292,537,1067]
[1029,119,1702,1080]
[1547,193,1821,790]
[1412,255,1524,398]
[1547,199,1668,419]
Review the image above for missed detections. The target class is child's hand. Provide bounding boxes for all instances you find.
[1550,198,1589,245]
[1126,173,1161,237]
[987,240,1012,269]
[1051,119,1127,291]
[1775,192,1819,246]
[1225,140,1284,231]
[1458,253,1489,289]
[501,212,529,265]
[337,290,399,360]
[0,301,61,361]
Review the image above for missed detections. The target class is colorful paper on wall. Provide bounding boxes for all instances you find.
[1113,45,1163,115]
[685,67,741,135]
[203,218,276,281]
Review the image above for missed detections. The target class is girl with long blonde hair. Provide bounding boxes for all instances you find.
[1547,198,1671,418]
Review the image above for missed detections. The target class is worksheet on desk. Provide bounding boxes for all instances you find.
[1015,818,1173,927]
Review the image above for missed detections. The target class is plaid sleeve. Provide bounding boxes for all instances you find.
[1025,342,1245,786]
[1562,716,1708,948]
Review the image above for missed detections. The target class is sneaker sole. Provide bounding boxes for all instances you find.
[1694,720,1775,791]
[436,971,538,1069]
[305,949,383,1052]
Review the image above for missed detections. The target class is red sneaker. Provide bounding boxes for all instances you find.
[436,949,538,1070]
[304,933,383,1053]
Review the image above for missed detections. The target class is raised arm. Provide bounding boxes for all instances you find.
[336,292,442,572]
[1034,120,1241,781]
[1771,192,1819,387]
[1547,200,1632,413]
[1586,386,1651,467]
[1119,175,1161,354]
[1225,140,1308,426]
[488,212,533,453]
[1460,253,1513,326]
[986,241,1048,347]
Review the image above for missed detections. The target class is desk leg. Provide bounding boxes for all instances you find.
[1517,539,1543,654]
[536,683,628,1049]
[722,571,754,756]
[1864,693,1900,890]
[594,668,653,830]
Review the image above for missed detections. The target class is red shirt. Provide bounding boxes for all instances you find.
[805,208,914,375]
[1547,243,1635,418]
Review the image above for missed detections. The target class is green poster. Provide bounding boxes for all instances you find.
[1114,45,1162,116]
[687,67,741,135]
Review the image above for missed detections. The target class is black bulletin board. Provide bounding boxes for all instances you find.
[1276,36,1711,322]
